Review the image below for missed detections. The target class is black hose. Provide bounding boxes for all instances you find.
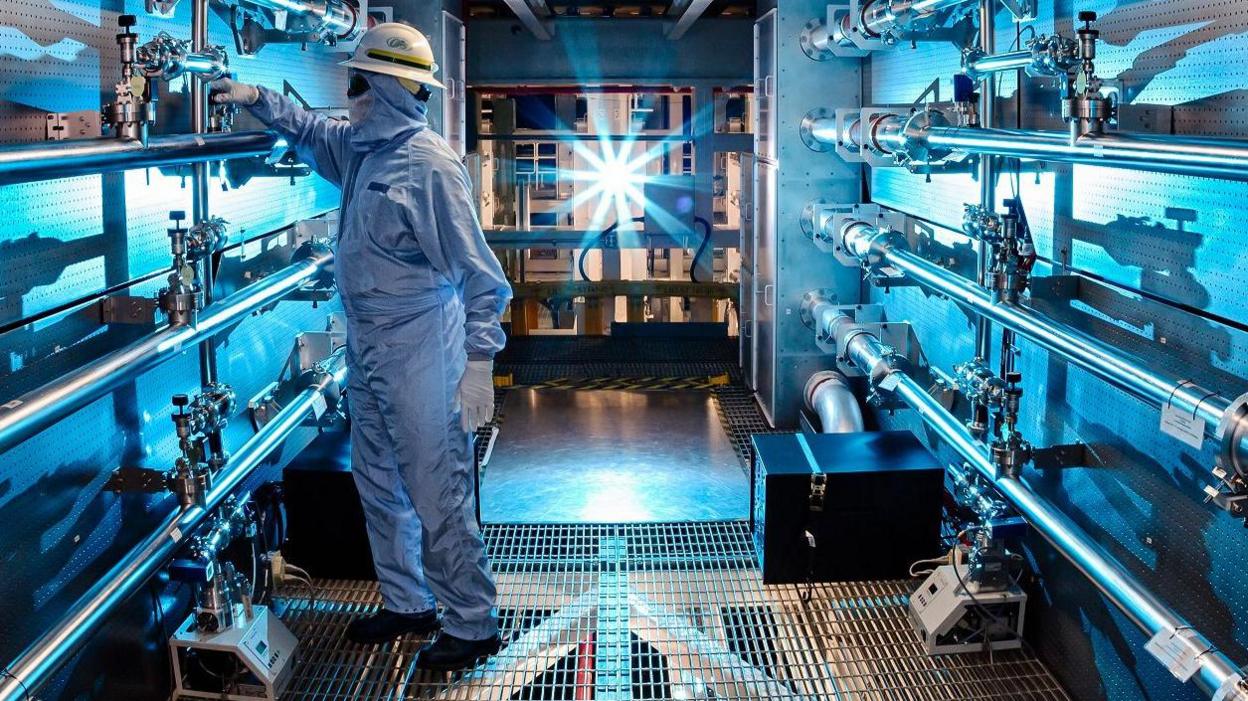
[689,216,712,283]
[578,217,646,281]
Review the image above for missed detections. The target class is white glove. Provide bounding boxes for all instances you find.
[209,78,260,106]
[457,360,495,433]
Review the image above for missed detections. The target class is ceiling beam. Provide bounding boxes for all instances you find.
[667,0,713,40]
[503,0,554,40]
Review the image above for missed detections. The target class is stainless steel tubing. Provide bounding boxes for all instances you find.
[0,349,347,701]
[974,0,997,362]
[838,223,1239,451]
[966,48,1033,76]
[245,0,355,34]
[0,247,334,455]
[823,313,1248,700]
[0,130,284,185]
[804,371,865,433]
[923,126,1248,181]
[191,0,217,384]
[861,0,977,37]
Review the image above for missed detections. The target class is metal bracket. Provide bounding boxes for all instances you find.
[824,203,907,265]
[822,4,871,56]
[859,107,909,167]
[105,466,171,494]
[1031,443,1093,470]
[100,295,160,326]
[249,325,346,431]
[45,111,101,141]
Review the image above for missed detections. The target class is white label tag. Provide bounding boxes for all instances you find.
[1,400,21,410]
[310,393,328,420]
[170,527,182,543]
[1159,404,1206,450]
[878,372,901,392]
[1145,629,1207,682]
[193,135,205,146]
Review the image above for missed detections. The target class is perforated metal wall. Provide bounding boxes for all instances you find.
[0,1,361,697]
[851,2,1248,699]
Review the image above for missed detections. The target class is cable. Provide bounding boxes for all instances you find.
[689,216,712,283]
[577,217,646,281]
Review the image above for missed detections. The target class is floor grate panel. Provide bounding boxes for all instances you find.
[279,522,1069,700]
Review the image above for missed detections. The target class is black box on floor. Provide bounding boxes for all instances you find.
[750,430,944,583]
[282,432,377,580]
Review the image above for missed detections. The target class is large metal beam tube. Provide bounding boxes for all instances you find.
[243,0,355,35]
[0,348,346,701]
[803,371,865,433]
[822,313,1247,700]
[0,247,334,456]
[0,130,284,186]
[860,0,978,38]
[836,224,1239,440]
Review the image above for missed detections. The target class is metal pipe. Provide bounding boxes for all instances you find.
[821,313,1247,700]
[191,0,217,385]
[836,223,1243,458]
[966,48,1033,76]
[861,0,977,38]
[804,371,865,433]
[0,348,346,701]
[244,0,355,35]
[0,130,285,186]
[974,0,997,363]
[0,247,333,455]
[817,111,1248,182]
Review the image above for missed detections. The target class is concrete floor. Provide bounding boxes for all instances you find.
[479,388,749,523]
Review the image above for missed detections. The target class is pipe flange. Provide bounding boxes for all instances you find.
[898,108,953,164]
[1216,392,1248,482]
[799,18,836,61]
[800,289,836,330]
[800,198,829,241]
[799,108,836,152]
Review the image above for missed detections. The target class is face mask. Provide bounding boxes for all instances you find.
[349,91,374,125]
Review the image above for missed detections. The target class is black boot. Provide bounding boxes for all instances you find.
[415,632,502,671]
[346,609,440,645]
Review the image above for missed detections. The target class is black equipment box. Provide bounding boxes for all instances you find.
[750,430,944,584]
[282,431,377,580]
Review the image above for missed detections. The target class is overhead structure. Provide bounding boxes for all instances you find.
[502,0,553,39]
[668,0,715,40]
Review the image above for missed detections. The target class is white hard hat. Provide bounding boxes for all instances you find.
[340,23,445,90]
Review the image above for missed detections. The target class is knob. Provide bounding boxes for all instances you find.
[118,14,137,28]
[172,394,190,408]
[169,210,186,221]
[1077,11,1097,22]
[1006,372,1022,384]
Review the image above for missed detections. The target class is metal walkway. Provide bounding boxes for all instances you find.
[279,522,1069,700]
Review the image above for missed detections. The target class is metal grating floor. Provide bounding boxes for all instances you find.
[279,522,1069,700]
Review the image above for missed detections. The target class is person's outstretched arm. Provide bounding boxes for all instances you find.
[210,79,353,187]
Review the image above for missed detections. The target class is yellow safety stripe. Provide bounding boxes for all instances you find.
[365,48,433,71]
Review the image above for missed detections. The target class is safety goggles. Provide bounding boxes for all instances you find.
[347,72,371,99]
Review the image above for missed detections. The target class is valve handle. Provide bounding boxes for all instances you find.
[119,14,137,28]
[172,393,190,408]
[1077,10,1097,23]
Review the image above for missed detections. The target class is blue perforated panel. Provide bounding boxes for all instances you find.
[859,2,1248,700]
